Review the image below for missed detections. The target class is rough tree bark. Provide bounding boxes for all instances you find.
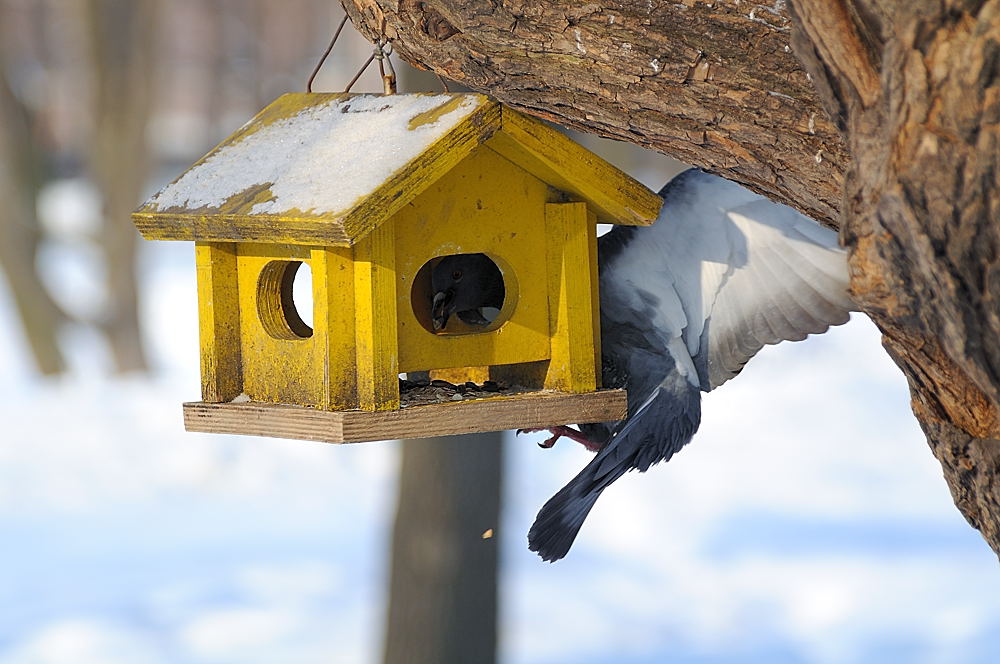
[790,0,1000,552]
[341,0,1000,557]
[343,0,849,227]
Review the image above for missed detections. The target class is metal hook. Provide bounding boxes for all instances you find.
[336,15,397,95]
[377,40,397,94]
[347,39,395,94]
[306,13,350,93]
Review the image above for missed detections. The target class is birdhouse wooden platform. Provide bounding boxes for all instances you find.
[133,93,662,443]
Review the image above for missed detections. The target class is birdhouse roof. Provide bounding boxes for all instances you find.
[134,93,662,246]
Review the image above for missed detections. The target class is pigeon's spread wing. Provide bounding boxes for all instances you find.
[698,196,855,389]
[599,169,856,392]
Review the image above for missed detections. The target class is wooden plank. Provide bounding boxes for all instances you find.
[587,208,602,387]
[354,222,400,410]
[195,241,242,401]
[488,107,662,226]
[429,367,491,384]
[134,212,356,247]
[183,389,627,444]
[543,203,599,392]
[489,360,548,390]
[312,246,357,410]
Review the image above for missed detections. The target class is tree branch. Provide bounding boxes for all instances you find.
[342,0,849,227]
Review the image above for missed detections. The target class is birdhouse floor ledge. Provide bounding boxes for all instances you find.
[182,389,627,444]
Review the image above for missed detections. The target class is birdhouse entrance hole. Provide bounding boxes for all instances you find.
[257,260,313,340]
[411,253,513,336]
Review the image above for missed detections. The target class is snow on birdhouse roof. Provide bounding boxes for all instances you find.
[134,93,662,246]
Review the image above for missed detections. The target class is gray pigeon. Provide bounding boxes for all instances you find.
[427,169,857,562]
[528,169,856,561]
[430,253,505,331]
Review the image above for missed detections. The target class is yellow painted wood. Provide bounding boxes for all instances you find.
[587,208,603,387]
[311,246,357,410]
[489,361,549,390]
[354,222,400,411]
[134,212,357,247]
[543,202,599,392]
[487,107,662,226]
[195,242,243,402]
[429,367,491,384]
[236,243,329,407]
[393,147,551,373]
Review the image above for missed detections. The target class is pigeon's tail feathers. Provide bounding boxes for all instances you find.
[529,375,702,562]
[527,458,623,562]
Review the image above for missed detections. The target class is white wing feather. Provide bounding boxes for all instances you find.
[599,170,856,392]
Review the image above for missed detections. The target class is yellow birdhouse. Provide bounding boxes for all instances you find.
[133,93,662,443]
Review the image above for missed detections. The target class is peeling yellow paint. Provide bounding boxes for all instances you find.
[407,95,469,130]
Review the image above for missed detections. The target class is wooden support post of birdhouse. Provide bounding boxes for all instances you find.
[354,223,400,411]
[195,241,243,402]
[312,246,358,410]
[543,202,600,393]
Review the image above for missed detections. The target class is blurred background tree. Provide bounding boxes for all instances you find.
[78,0,157,372]
[0,48,66,375]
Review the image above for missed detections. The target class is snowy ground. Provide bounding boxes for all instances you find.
[1,179,998,664]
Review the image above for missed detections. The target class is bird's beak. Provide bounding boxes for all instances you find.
[431,289,454,331]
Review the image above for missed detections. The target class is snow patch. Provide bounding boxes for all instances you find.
[147,94,484,218]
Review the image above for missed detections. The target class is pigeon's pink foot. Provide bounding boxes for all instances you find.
[516,425,603,453]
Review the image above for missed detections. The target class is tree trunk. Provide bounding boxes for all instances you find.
[79,0,157,373]
[382,432,502,664]
[789,0,1000,552]
[342,0,848,226]
[342,0,1000,558]
[0,55,67,375]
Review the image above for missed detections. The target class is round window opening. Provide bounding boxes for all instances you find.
[257,260,313,340]
[412,253,511,335]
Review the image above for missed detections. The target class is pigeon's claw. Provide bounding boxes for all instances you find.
[517,426,602,453]
[537,433,560,449]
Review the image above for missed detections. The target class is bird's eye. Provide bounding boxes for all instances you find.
[452,270,463,281]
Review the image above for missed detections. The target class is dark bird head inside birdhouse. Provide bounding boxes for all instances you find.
[430,253,505,331]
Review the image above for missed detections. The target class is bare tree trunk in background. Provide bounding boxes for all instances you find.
[380,65,502,664]
[0,62,67,375]
[382,432,502,664]
[342,1,1000,558]
[79,0,157,373]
